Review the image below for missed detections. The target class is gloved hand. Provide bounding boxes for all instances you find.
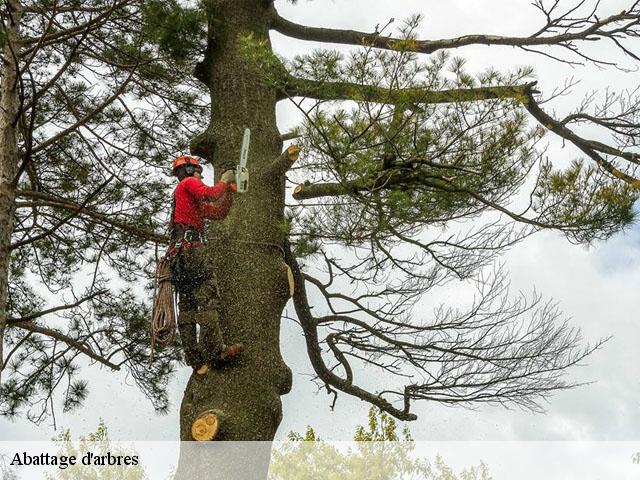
[220,169,236,184]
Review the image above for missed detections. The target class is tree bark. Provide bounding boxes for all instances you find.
[175,1,292,476]
[0,0,23,382]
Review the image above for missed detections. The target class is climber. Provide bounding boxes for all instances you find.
[169,155,243,374]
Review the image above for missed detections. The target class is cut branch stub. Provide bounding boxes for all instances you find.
[286,264,295,296]
[191,409,222,441]
[293,181,356,200]
[270,144,301,174]
[287,144,300,162]
[281,130,300,141]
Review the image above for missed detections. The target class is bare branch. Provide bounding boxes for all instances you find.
[15,190,168,244]
[270,3,640,64]
[31,65,138,155]
[285,241,418,420]
[18,0,135,50]
[11,323,121,371]
[7,289,107,324]
[10,176,113,250]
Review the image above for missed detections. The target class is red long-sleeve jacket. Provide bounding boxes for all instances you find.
[173,177,232,231]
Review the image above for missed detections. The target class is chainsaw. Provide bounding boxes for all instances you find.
[236,128,250,193]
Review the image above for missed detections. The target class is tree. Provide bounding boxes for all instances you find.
[1,0,639,472]
[270,407,490,480]
[0,453,19,480]
[45,420,148,480]
[0,0,205,421]
[175,0,639,443]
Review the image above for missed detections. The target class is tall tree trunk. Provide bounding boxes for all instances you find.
[176,0,292,461]
[0,0,22,382]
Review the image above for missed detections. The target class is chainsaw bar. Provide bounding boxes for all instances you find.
[236,128,250,193]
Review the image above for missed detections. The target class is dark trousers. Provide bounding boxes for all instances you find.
[171,245,225,366]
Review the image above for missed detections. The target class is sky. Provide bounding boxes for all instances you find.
[1,0,639,457]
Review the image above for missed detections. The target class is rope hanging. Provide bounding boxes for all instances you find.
[150,256,177,355]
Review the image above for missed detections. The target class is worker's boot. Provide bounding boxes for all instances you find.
[217,343,244,366]
[177,310,204,367]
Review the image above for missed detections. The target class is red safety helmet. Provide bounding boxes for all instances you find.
[172,155,202,176]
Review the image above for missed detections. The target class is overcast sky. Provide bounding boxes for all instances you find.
[1,0,639,451]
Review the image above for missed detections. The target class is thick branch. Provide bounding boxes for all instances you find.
[523,92,640,186]
[270,4,640,57]
[270,144,300,175]
[293,168,441,200]
[284,241,418,421]
[292,171,590,236]
[294,181,359,200]
[280,130,300,142]
[280,76,537,105]
[288,81,640,190]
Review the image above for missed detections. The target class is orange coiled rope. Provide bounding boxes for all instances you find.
[150,257,176,355]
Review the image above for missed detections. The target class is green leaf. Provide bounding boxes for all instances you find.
[141,0,206,63]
